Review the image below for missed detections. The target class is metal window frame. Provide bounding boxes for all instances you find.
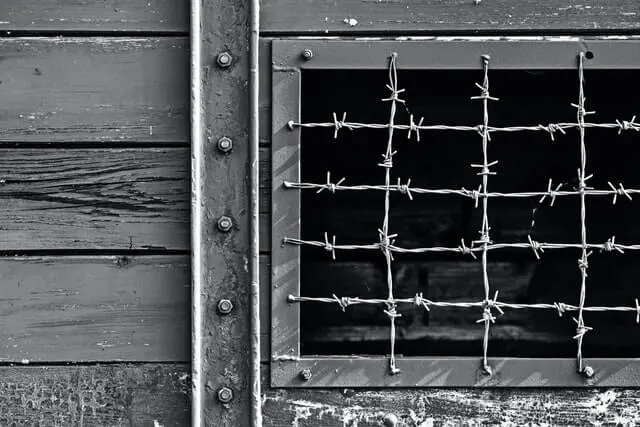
[271,39,640,388]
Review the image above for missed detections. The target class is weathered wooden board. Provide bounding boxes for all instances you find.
[0,256,189,362]
[261,0,640,34]
[262,379,640,426]
[0,38,188,143]
[0,1,188,33]
[0,256,190,362]
[0,364,189,426]
[0,148,189,250]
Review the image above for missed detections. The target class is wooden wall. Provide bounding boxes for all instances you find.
[258,1,640,426]
[0,3,190,425]
[5,0,640,425]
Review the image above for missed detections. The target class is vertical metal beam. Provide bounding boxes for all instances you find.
[249,0,263,422]
[192,0,254,424]
[190,0,203,422]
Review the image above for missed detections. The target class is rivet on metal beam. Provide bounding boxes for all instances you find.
[299,368,312,381]
[217,216,233,232]
[217,299,234,315]
[582,365,595,379]
[382,413,398,427]
[217,52,233,68]
[217,387,234,403]
[301,49,313,60]
[217,136,233,153]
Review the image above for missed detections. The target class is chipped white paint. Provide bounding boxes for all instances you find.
[343,17,358,27]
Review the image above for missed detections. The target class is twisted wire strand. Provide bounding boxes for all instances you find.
[284,235,640,255]
[380,52,402,375]
[573,52,595,375]
[284,177,637,205]
[470,55,498,375]
[287,294,640,322]
[287,119,640,139]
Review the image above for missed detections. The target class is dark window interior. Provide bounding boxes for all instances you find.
[299,68,640,357]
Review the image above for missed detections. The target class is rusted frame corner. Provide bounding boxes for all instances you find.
[270,38,640,388]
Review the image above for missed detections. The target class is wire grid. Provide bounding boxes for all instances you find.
[282,51,640,377]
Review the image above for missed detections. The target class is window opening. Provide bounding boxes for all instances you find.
[281,51,640,378]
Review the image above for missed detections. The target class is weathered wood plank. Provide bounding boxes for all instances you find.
[0,38,188,143]
[0,148,189,250]
[0,1,188,33]
[261,0,640,34]
[262,380,640,426]
[0,256,189,362]
[0,364,189,426]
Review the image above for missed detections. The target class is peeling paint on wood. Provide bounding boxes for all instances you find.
[0,364,190,426]
[263,383,640,426]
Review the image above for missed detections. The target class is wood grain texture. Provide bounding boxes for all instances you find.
[0,148,189,250]
[0,1,188,33]
[261,0,640,34]
[0,364,189,426]
[0,256,189,362]
[262,382,640,426]
[0,38,188,143]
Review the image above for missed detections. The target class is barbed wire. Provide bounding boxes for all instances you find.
[288,293,640,323]
[287,117,640,142]
[282,52,640,379]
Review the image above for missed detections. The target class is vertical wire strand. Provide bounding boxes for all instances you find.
[381,52,403,375]
[471,55,499,375]
[574,52,593,374]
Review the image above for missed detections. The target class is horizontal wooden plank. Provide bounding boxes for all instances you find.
[0,364,189,426]
[0,1,188,33]
[262,370,640,425]
[0,148,189,250]
[261,1,640,33]
[0,256,189,362]
[0,38,188,143]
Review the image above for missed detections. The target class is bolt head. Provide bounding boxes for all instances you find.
[217,387,233,403]
[217,299,234,315]
[217,137,233,153]
[583,366,595,379]
[217,216,233,232]
[383,413,398,427]
[302,49,313,60]
[299,368,312,381]
[217,52,232,68]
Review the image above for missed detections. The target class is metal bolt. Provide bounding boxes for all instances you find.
[299,368,312,381]
[217,216,233,232]
[382,413,398,427]
[217,387,233,403]
[302,49,313,60]
[217,137,233,153]
[217,52,233,68]
[217,299,234,315]
[582,366,595,379]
